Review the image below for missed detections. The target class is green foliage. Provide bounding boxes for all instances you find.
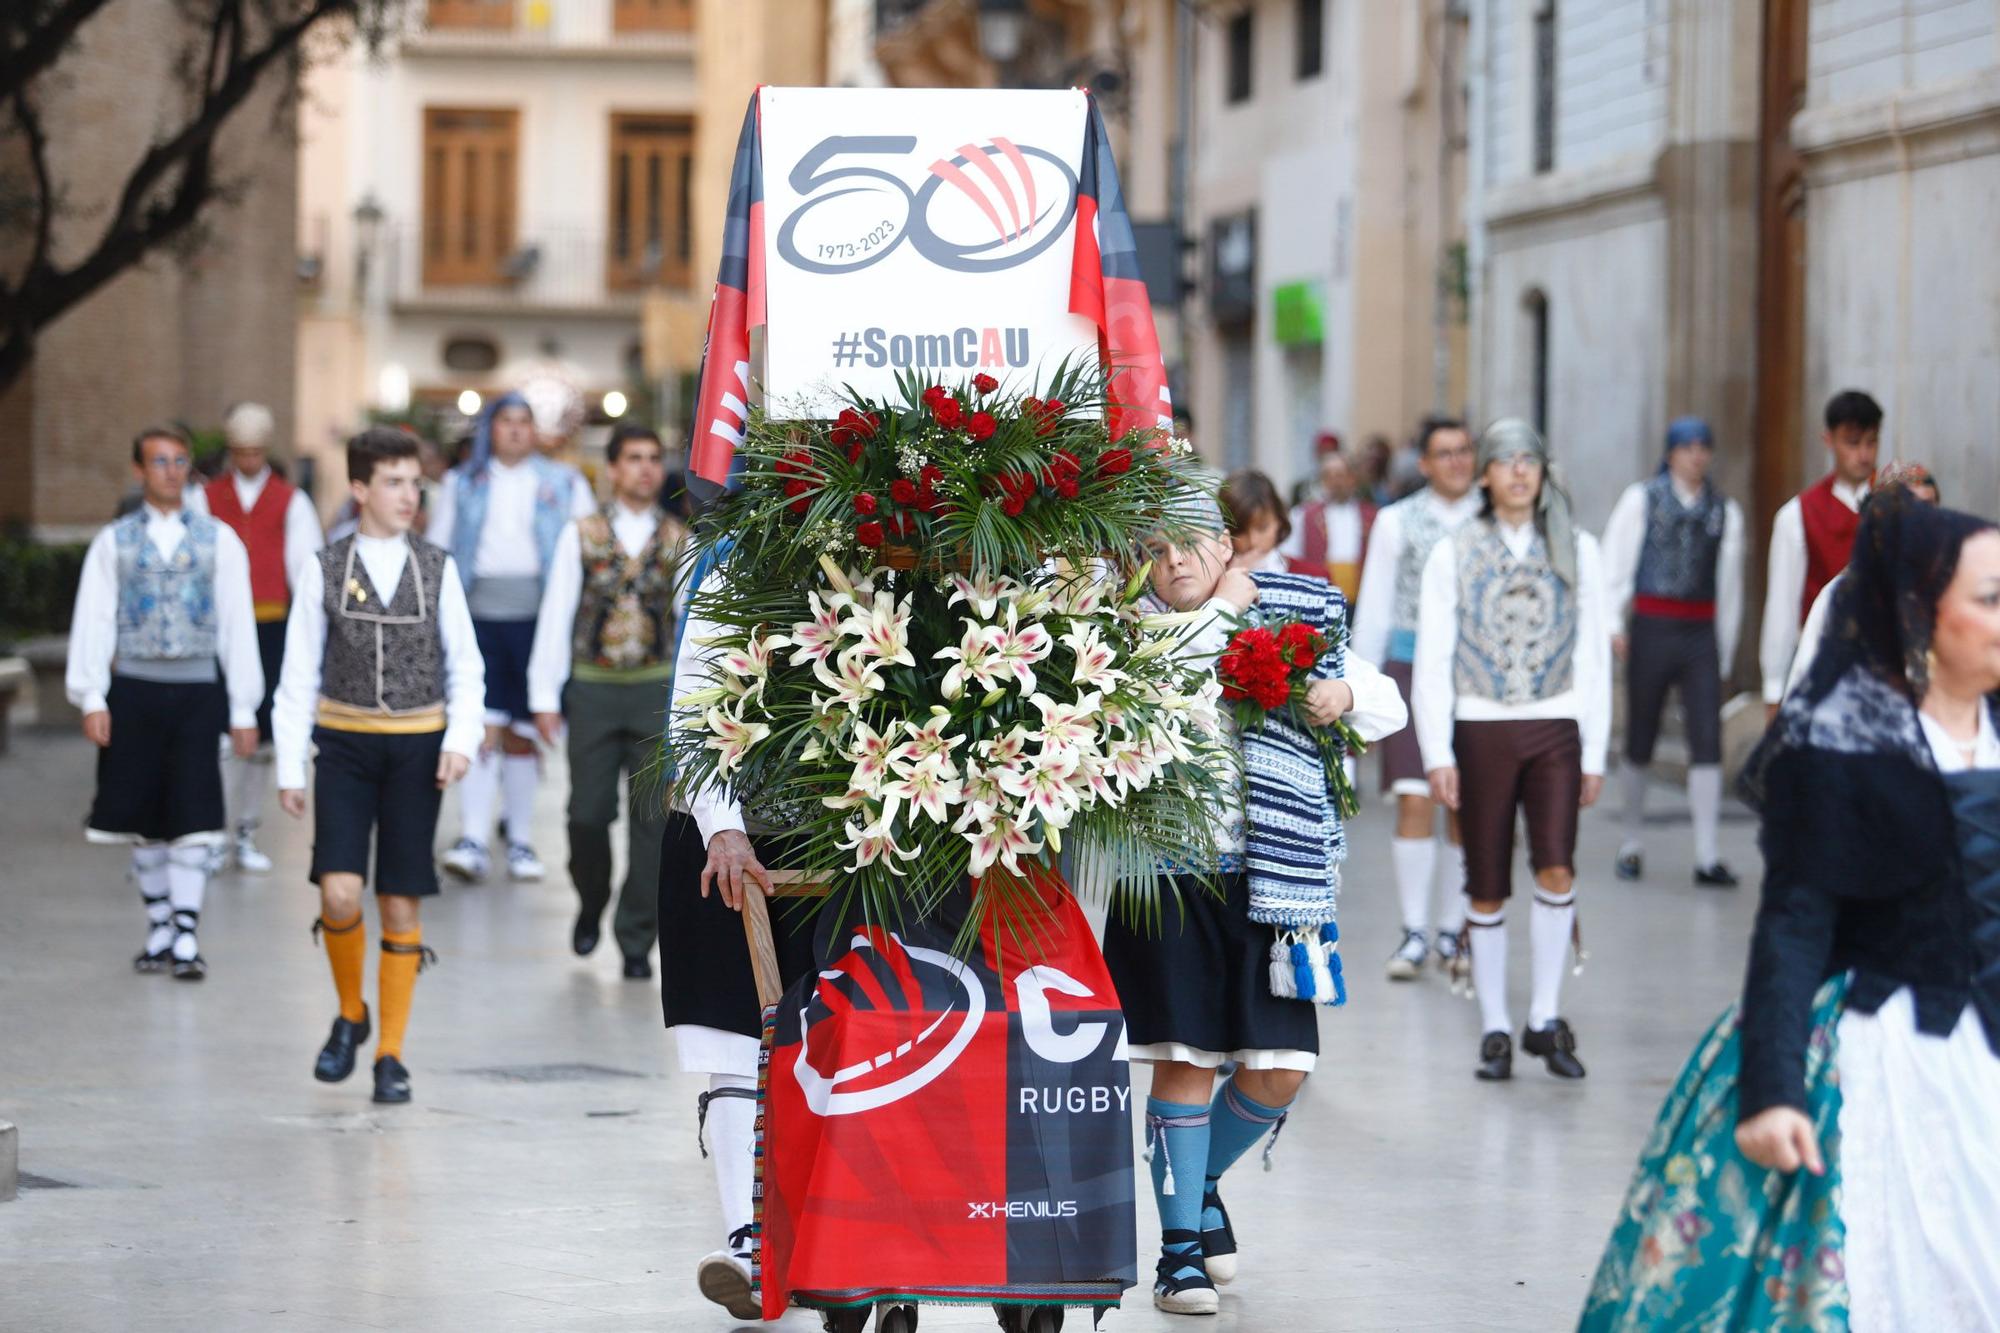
[0,527,86,645]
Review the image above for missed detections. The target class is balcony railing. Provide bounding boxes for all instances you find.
[413,0,694,51]
[380,221,688,314]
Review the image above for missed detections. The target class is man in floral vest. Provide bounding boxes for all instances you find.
[528,425,685,977]
[427,391,595,882]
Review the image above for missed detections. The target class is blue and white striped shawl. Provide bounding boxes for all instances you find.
[1242,571,1348,929]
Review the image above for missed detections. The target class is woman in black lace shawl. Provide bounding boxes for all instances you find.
[1580,488,2000,1331]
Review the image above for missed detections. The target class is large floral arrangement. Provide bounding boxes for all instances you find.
[669,366,1234,940]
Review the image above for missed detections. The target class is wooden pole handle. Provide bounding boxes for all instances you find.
[740,872,831,1010]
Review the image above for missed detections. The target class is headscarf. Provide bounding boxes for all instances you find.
[1659,415,1712,473]
[1476,417,1578,588]
[466,390,531,477]
[1739,487,1997,809]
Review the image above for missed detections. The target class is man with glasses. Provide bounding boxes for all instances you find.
[1351,416,1482,983]
[1601,417,1746,888]
[67,426,263,979]
[1413,420,1611,1081]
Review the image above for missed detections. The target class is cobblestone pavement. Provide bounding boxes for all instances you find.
[0,727,1764,1331]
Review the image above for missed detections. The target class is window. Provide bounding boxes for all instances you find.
[1525,290,1550,435]
[608,114,696,291]
[1226,10,1253,104]
[426,0,514,31]
[421,107,519,286]
[613,0,694,34]
[1296,0,1324,80]
[1532,0,1556,174]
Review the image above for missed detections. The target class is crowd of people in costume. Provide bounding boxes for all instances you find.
[61,379,1998,1329]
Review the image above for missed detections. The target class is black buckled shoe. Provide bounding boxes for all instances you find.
[1694,862,1740,889]
[621,953,652,980]
[1615,850,1643,881]
[571,905,603,957]
[1522,1019,1587,1078]
[1475,1030,1513,1081]
[314,1007,372,1083]
[133,945,172,974]
[1199,1182,1237,1285]
[372,1055,412,1104]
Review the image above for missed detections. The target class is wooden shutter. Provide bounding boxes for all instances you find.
[613,0,694,33]
[426,0,515,31]
[422,107,520,287]
[607,113,694,291]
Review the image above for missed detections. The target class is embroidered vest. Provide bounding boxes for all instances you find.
[1450,520,1577,705]
[1799,474,1861,624]
[446,455,581,590]
[570,511,683,673]
[114,510,219,663]
[1388,491,1457,658]
[204,472,296,620]
[318,535,449,716]
[1633,472,1726,603]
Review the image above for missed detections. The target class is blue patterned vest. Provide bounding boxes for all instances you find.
[1634,472,1726,602]
[1450,520,1577,704]
[445,454,580,591]
[114,509,220,664]
[1387,489,1459,661]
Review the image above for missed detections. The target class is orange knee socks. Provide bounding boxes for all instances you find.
[377,928,425,1060]
[319,912,368,1023]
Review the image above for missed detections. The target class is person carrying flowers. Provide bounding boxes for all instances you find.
[1102,494,1407,1316]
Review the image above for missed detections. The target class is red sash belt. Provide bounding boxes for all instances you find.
[1633,594,1715,622]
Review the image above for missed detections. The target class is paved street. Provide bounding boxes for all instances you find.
[0,727,1764,1332]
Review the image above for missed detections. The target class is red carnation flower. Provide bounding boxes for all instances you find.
[968,411,997,442]
[973,373,999,395]
[1098,447,1133,478]
[847,440,866,465]
[783,478,809,498]
[1056,477,1079,499]
[932,398,964,429]
[890,478,919,506]
[855,521,885,548]
[829,425,854,447]
[853,492,879,516]
[1001,494,1027,517]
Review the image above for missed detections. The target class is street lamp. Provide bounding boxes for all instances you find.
[977,0,1028,83]
[352,193,385,299]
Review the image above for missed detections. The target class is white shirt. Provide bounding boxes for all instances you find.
[186,467,325,590]
[426,458,597,580]
[526,504,685,714]
[1919,705,2000,774]
[671,562,745,844]
[1760,477,1866,703]
[1599,477,1747,674]
[270,534,487,790]
[1785,572,1840,697]
[1412,521,1613,776]
[65,504,264,727]
[1280,500,1366,566]
[1350,489,1482,664]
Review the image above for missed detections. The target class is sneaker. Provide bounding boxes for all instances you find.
[441,838,489,883]
[234,834,273,874]
[1153,1231,1219,1315]
[1521,1018,1587,1079]
[1615,849,1643,881]
[1199,1182,1237,1285]
[506,843,546,881]
[696,1225,760,1321]
[1694,862,1740,889]
[1385,928,1428,981]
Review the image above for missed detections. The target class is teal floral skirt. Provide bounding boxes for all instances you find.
[1579,975,1849,1332]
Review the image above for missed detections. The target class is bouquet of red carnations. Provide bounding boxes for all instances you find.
[1216,615,1366,820]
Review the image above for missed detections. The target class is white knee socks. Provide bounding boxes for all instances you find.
[1435,841,1468,935]
[1391,837,1436,933]
[133,845,173,955]
[165,844,210,962]
[1466,907,1509,1034]
[224,752,269,836]
[1621,764,1647,856]
[1688,765,1723,869]
[459,749,500,845]
[501,753,539,848]
[1529,888,1576,1031]
[703,1073,758,1244]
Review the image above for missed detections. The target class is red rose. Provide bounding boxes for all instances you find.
[1056,477,1079,499]
[855,521,885,547]
[920,385,946,409]
[918,464,944,512]
[968,411,997,442]
[1044,398,1066,415]
[1001,494,1027,517]
[890,478,919,506]
[932,398,964,429]
[1097,448,1133,478]
[973,373,999,395]
[853,492,879,516]
[836,407,876,437]
[847,439,866,465]
[789,498,809,515]
[829,425,854,447]
[888,510,914,538]
[783,478,809,498]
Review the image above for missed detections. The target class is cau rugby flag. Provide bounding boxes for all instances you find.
[688,87,1170,484]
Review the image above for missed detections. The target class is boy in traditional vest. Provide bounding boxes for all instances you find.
[427,392,594,883]
[1601,416,1746,888]
[527,424,686,978]
[1413,420,1612,1081]
[68,425,264,979]
[273,429,486,1104]
[1350,415,1481,982]
[188,401,324,871]
[1759,389,1880,717]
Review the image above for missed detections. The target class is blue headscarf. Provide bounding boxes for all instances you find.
[1659,415,1714,472]
[467,390,531,477]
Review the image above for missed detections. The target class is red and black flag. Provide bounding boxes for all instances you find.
[688,93,766,485]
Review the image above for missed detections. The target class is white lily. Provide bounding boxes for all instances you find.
[718,631,788,702]
[959,758,1005,813]
[840,589,917,669]
[986,605,1053,693]
[1072,748,1124,807]
[890,708,966,772]
[703,705,770,776]
[879,760,964,826]
[813,645,886,711]
[1062,623,1125,691]
[936,619,1005,700]
[978,725,1035,768]
[965,809,1043,878]
[845,719,898,791]
[837,816,921,875]
[997,750,1082,829]
[788,592,847,667]
[948,570,1019,620]
[1030,691,1102,758]
[1052,574,1109,619]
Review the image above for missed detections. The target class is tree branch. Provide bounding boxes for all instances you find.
[0,0,120,103]
[10,88,55,279]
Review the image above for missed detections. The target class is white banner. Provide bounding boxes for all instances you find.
[758,86,1099,418]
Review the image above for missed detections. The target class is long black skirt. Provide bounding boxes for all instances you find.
[1101,871,1320,1068]
[88,676,227,844]
[657,811,822,1040]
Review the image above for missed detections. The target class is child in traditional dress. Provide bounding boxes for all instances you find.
[274,429,485,1104]
[1103,509,1406,1315]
